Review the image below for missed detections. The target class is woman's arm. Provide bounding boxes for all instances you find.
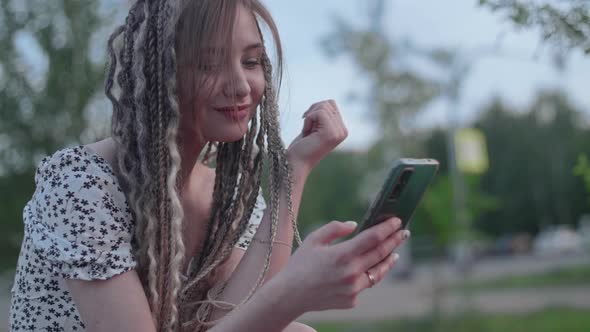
[208,157,309,321]
[209,100,347,321]
[67,215,406,332]
[66,266,300,332]
[66,267,299,332]
[208,274,302,332]
[66,271,157,332]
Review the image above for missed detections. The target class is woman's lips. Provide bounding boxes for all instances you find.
[215,104,251,120]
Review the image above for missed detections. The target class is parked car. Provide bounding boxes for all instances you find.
[478,233,532,258]
[533,225,584,256]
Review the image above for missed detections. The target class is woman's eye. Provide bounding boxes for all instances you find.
[243,58,261,68]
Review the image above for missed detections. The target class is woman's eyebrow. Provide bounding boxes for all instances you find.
[243,43,263,52]
[201,43,262,55]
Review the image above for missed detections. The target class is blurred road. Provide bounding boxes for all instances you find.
[1,253,589,330]
[301,253,590,323]
[412,251,590,285]
[301,279,590,323]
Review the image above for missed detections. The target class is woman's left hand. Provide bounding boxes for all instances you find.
[286,99,348,173]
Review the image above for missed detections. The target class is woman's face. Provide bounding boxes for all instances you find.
[179,4,266,144]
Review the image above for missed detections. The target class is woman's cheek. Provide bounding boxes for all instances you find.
[251,75,265,104]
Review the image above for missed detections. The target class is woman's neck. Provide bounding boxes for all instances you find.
[88,134,207,192]
[176,130,207,191]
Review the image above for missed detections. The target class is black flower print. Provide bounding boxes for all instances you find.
[9,145,265,331]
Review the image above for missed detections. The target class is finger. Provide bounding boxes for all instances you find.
[360,227,410,271]
[334,217,402,255]
[302,100,335,118]
[364,253,399,289]
[302,102,323,118]
[302,108,339,138]
[329,103,348,138]
[312,101,339,123]
[326,99,342,119]
[308,221,358,246]
[328,99,338,111]
[320,100,347,139]
[300,113,316,136]
[308,106,346,139]
[302,107,331,121]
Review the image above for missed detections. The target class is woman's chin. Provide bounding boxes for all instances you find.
[207,130,249,143]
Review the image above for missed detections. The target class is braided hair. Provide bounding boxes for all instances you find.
[105,0,299,330]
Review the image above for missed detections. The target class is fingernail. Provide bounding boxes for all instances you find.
[392,253,400,261]
[392,218,401,228]
[402,230,411,240]
[344,221,358,228]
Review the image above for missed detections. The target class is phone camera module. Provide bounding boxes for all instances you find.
[388,168,414,201]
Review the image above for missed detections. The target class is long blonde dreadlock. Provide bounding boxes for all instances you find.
[105,0,300,330]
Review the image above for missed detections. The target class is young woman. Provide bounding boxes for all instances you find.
[9,0,409,331]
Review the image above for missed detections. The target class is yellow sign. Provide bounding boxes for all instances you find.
[455,128,489,174]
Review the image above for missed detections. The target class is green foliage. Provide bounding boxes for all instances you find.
[0,0,115,271]
[321,14,439,151]
[297,151,367,235]
[417,92,590,238]
[574,154,590,205]
[471,92,589,235]
[313,307,590,332]
[321,2,590,249]
[295,103,588,254]
[479,0,590,66]
[300,90,590,246]
[413,174,454,248]
[321,3,445,249]
[412,173,500,249]
[479,0,590,219]
[0,0,114,173]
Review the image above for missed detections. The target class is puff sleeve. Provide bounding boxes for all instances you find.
[26,149,136,280]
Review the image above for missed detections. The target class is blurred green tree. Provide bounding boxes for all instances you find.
[297,151,367,235]
[321,1,441,221]
[321,1,500,253]
[322,20,438,161]
[413,174,500,251]
[574,154,590,206]
[480,0,590,215]
[479,0,590,67]
[0,0,116,270]
[464,92,588,235]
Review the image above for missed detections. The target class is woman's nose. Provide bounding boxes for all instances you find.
[222,67,251,99]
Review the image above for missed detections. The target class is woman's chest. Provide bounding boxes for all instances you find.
[180,165,216,268]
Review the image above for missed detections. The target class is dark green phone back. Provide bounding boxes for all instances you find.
[358,158,439,233]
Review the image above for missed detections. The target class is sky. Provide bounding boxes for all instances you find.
[263,0,590,151]
[13,1,590,152]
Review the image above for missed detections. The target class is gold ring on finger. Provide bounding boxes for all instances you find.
[365,270,376,288]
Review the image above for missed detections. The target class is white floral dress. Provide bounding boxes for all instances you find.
[8,145,265,331]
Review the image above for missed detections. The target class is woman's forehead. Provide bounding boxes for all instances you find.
[196,5,262,52]
[200,42,262,55]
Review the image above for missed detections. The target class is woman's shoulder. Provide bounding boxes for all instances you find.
[31,144,130,220]
[34,144,119,190]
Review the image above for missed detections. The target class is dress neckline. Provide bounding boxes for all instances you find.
[78,144,116,173]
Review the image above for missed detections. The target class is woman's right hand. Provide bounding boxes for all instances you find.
[275,217,408,314]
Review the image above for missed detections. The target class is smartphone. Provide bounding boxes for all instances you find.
[354,158,439,235]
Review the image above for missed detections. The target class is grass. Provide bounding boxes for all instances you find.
[458,264,590,290]
[311,307,590,332]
